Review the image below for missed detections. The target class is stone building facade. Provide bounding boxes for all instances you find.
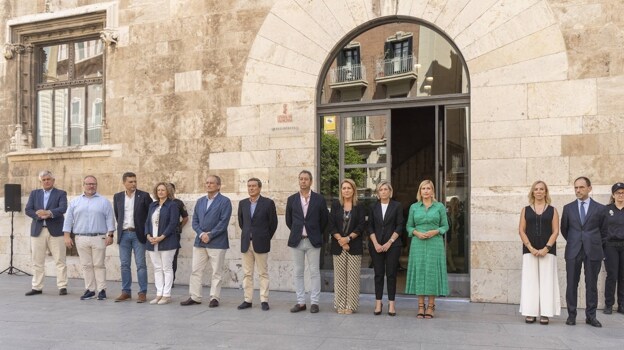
[1,0,623,306]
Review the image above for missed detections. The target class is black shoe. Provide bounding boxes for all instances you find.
[617,306,624,315]
[261,302,270,311]
[97,290,107,300]
[237,301,252,310]
[59,288,67,296]
[604,307,613,315]
[25,289,42,296]
[585,318,602,327]
[209,299,219,308]
[80,290,96,300]
[310,304,319,313]
[290,304,306,313]
[565,317,576,326]
[180,297,201,306]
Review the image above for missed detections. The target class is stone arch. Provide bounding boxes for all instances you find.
[239,0,567,107]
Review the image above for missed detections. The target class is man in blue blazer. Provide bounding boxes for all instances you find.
[561,176,608,327]
[286,170,328,313]
[112,172,153,303]
[25,170,68,296]
[237,178,278,311]
[181,175,232,307]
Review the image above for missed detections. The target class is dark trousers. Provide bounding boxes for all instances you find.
[565,248,602,319]
[604,244,624,308]
[370,244,401,301]
[172,233,181,282]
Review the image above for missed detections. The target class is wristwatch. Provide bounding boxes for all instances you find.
[545,245,552,252]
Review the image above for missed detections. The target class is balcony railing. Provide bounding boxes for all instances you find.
[376,55,415,78]
[329,64,366,84]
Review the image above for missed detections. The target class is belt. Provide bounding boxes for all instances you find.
[301,236,308,239]
[123,228,136,232]
[75,233,106,236]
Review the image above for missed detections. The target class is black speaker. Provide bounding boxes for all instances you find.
[4,184,22,212]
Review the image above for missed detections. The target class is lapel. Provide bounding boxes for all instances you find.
[203,195,217,218]
[133,191,141,213]
[40,189,47,209]
[252,196,265,220]
[583,198,595,225]
[383,201,394,225]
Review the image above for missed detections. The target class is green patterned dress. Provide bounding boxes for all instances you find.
[405,201,450,296]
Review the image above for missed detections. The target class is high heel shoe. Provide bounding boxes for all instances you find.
[417,303,425,319]
[424,304,435,319]
[374,302,383,316]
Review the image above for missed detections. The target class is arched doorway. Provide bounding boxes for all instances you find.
[317,17,470,297]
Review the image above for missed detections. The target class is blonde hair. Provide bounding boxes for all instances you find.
[528,180,551,205]
[376,181,393,198]
[416,180,437,202]
[338,179,358,206]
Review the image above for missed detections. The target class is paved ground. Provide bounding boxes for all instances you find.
[1,274,623,349]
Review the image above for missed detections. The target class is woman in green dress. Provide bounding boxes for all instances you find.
[405,180,449,318]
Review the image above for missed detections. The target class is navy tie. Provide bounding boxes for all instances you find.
[580,201,586,225]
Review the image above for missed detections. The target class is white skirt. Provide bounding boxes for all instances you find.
[519,253,561,317]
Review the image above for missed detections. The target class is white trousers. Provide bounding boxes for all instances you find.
[519,253,561,317]
[148,249,176,297]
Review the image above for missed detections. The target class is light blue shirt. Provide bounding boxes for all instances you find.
[62,193,115,234]
[578,198,592,217]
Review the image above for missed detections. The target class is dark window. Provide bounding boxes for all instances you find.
[36,38,103,148]
[383,38,413,75]
[337,46,362,81]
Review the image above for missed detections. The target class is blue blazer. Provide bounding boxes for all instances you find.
[238,195,278,254]
[561,198,607,261]
[285,191,328,248]
[192,193,232,249]
[25,188,68,237]
[113,189,153,244]
[144,199,180,251]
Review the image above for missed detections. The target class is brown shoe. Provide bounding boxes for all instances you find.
[137,292,147,303]
[115,292,131,302]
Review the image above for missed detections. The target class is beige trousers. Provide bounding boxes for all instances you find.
[189,247,226,302]
[30,227,67,290]
[242,243,270,303]
[76,235,107,292]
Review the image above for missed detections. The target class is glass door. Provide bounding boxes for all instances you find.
[440,106,470,275]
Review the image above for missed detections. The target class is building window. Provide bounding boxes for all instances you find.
[384,36,413,75]
[36,39,104,148]
[336,44,362,81]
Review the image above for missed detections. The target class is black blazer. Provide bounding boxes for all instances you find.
[113,189,153,244]
[561,198,607,261]
[368,199,404,248]
[285,191,328,248]
[25,187,68,237]
[144,199,181,251]
[238,195,278,254]
[327,200,366,255]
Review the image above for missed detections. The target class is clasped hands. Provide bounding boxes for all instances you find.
[147,234,165,245]
[530,246,549,257]
[35,209,52,220]
[413,230,436,240]
[337,236,350,251]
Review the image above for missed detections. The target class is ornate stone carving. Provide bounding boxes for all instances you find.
[99,29,118,46]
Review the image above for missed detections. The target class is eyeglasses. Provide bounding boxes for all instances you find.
[615,192,624,196]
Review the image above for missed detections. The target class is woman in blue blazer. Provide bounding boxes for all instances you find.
[145,182,180,305]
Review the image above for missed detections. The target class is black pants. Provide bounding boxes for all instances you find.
[604,243,624,308]
[370,244,401,301]
[565,248,602,319]
[172,234,181,282]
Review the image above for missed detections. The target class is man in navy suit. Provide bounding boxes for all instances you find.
[561,176,608,327]
[286,170,328,313]
[237,178,278,311]
[25,170,68,296]
[113,172,153,303]
[181,175,232,307]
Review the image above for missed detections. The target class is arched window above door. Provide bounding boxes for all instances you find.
[320,21,469,104]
